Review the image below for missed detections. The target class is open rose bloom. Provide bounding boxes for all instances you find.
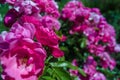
[0,38,46,80]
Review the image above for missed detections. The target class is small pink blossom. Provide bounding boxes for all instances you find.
[14,0,40,15]
[34,0,60,18]
[6,0,17,5]
[41,16,61,30]
[51,45,64,58]
[83,56,97,76]
[60,35,67,42]
[99,52,116,70]
[89,72,106,80]
[114,44,120,52]
[69,59,79,76]
[0,31,10,54]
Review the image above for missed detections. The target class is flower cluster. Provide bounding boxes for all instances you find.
[0,0,63,80]
[70,56,106,80]
[62,0,120,70]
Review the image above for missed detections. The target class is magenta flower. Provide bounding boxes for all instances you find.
[20,15,59,46]
[89,72,106,80]
[50,45,64,58]
[5,22,36,41]
[20,15,42,27]
[114,44,120,52]
[0,38,46,80]
[62,0,89,22]
[69,59,79,76]
[60,35,67,42]
[0,31,9,54]
[88,44,105,55]
[0,22,36,55]
[91,8,101,14]
[6,0,17,5]
[14,0,40,15]
[36,27,59,46]
[41,16,61,30]
[35,26,64,58]
[89,12,101,24]
[83,56,97,76]
[0,31,8,43]
[80,56,107,80]
[20,14,63,58]
[34,0,60,18]
[4,9,20,27]
[69,56,106,80]
[99,52,116,70]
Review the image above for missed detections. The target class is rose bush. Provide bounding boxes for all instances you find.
[0,0,120,80]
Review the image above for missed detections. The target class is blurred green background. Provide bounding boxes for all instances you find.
[0,0,120,80]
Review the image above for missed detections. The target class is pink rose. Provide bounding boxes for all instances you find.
[1,22,36,43]
[20,15,42,28]
[36,27,59,46]
[0,38,46,80]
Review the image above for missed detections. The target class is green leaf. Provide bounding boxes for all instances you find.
[60,46,69,53]
[41,76,56,80]
[58,56,65,61]
[45,56,53,63]
[53,67,72,80]
[45,68,53,75]
[50,61,86,77]
[77,68,86,77]
[50,61,75,69]
[80,38,86,48]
